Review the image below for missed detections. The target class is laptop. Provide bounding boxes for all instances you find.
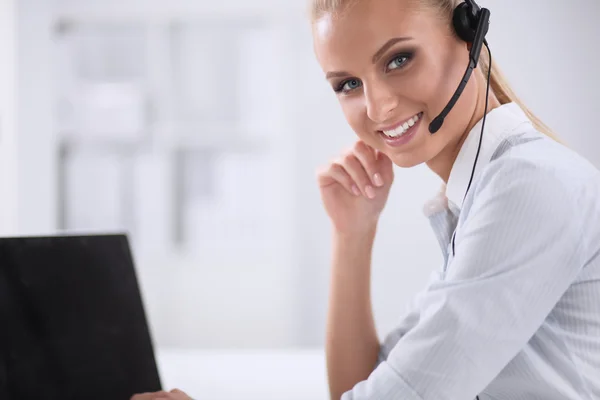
[0,233,162,400]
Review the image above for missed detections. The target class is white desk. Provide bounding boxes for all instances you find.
[156,348,329,400]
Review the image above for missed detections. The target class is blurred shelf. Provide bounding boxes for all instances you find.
[58,122,271,153]
[157,134,269,153]
[53,1,292,260]
[58,136,146,154]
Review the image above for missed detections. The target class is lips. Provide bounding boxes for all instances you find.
[380,112,423,138]
[378,112,423,147]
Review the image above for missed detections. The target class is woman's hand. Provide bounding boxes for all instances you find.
[131,388,192,400]
[318,141,394,234]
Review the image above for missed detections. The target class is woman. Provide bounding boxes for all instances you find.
[133,0,600,399]
[313,0,600,399]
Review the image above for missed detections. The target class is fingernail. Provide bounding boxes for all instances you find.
[373,173,383,187]
[352,185,361,196]
[365,185,376,199]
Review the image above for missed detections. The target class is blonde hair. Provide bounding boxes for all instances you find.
[309,0,561,142]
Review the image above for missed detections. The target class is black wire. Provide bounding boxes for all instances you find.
[464,40,492,201]
[451,40,492,259]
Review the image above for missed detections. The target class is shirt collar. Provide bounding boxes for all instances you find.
[446,102,533,210]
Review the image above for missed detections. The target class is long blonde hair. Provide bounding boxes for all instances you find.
[309,0,561,142]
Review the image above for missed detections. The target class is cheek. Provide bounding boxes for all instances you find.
[340,99,370,137]
[410,57,450,114]
[402,45,466,118]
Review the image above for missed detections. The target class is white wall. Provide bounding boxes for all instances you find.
[480,0,600,166]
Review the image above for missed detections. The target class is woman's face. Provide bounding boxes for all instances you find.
[312,0,480,170]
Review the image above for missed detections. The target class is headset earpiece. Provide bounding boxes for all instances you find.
[452,2,478,43]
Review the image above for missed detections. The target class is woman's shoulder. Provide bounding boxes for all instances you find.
[476,130,600,222]
[486,129,600,191]
[465,131,600,263]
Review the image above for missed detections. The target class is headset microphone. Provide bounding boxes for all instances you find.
[428,3,490,134]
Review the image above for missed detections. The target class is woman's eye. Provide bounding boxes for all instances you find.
[338,78,362,93]
[387,55,409,70]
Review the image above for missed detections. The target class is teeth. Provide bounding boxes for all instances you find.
[382,113,421,138]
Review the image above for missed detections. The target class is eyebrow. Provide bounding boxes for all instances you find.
[372,37,414,63]
[325,36,414,80]
[326,71,351,79]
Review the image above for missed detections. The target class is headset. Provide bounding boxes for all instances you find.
[429,0,491,135]
[428,3,491,399]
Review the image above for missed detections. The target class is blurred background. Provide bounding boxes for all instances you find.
[0,0,599,398]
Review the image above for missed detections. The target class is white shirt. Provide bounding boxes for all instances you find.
[342,102,600,399]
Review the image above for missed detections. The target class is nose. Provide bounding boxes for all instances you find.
[364,79,400,124]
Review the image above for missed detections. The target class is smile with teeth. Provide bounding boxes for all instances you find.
[381,112,423,138]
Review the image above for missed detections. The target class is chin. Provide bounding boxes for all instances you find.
[388,153,427,168]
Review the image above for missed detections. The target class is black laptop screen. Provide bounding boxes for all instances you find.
[0,234,162,400]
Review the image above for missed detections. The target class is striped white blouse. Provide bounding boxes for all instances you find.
[342,102,600,399]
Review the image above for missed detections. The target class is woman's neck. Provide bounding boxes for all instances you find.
[426,73,501,183]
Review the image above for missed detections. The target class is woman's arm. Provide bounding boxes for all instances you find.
[315,141,394,399]
[326,226,380,400]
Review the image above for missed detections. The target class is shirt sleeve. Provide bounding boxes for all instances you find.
[342,157,586,400]
[374,270,440,369]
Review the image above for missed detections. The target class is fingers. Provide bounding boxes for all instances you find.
[318,141,389,199]
[337,153,375,199]
[169,389,192,399]
[326,162,360,196]
[353,141,384,189]
[130,389,192,400]
[130,391,169,400]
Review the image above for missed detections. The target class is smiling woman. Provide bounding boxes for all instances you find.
[310,0,600,400]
